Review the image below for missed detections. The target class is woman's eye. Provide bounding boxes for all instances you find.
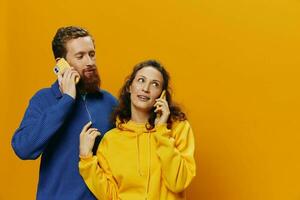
[152,82,159,87]
[137,78,144,82]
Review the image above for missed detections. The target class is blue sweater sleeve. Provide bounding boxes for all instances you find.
[11,92,75,160]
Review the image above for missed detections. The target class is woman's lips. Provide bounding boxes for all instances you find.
[137,95,150,102]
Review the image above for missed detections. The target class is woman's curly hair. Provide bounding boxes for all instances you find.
[112,60,186,129]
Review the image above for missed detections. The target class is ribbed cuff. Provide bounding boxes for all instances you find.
[79,154,94,160]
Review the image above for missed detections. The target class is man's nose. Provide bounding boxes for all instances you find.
[86,55,95,66]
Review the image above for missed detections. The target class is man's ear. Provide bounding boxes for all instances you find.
[55,57,61,62]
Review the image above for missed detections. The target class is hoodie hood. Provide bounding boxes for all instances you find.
[116,118,156,134]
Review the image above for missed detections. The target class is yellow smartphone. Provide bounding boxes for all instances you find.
[53,58,79,83]
[155,90,166,117]
[159,90,166,100]
[53,58,70,75]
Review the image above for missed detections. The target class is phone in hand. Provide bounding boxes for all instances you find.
[159,90,166,100]
[54,58,70,75]
[53,58,79,83]
[155,90,166,118]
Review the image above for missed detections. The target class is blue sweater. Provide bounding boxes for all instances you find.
[12,81,118,200]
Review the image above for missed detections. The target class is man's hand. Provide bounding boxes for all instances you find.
[58,67,80,99]
[79,122,101,158]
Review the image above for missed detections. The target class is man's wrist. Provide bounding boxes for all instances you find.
[64,92,76,100]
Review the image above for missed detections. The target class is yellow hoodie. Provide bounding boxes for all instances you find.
[79,120,196,200]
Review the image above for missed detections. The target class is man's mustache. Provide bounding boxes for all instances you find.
[82,67,97,73]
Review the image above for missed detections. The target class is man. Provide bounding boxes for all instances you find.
[11,26,118,199]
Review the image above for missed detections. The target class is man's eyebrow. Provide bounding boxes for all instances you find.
[74,51,85,56]
[74,50,95,55]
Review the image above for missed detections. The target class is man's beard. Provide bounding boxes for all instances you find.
[77,67,101,94]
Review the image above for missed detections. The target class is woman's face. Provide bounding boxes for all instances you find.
[129,66,164,113]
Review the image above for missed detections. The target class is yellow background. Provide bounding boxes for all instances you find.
[1,0,300,199]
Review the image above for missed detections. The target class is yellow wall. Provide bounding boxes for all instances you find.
[1,0,300,199]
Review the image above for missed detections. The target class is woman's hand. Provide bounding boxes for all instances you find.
[154,97,170,126]
[79,122,101,158]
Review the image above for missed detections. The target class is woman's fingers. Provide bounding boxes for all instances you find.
[85,128,98,135]
[81,121,92,134]
[91,130,101,139]
[155,97,170,125]
[154,100,168,111]
[79,127,100,157]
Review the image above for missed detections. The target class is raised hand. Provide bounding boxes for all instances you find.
[79,122,101,158]
[58,67,80,99]
[154,90,170,125]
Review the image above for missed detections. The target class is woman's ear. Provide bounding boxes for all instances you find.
[125,80,131,93]
[126,85,131,93]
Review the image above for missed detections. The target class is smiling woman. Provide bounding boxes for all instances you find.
[129,66,164,119]
[79,60,196,200]
[113,60,187,130]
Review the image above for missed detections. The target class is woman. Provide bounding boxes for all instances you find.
[79,60,196,200]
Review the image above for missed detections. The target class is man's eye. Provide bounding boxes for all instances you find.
[89,52,95,57]
[138,78,144,82]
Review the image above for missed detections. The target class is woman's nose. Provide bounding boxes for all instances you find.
[142,83,150,93]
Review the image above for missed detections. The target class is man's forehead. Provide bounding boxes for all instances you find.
[65,36,94,53]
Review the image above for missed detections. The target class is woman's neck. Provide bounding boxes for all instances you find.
[130,106,150,124]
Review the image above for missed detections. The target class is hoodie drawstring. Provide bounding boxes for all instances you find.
[135,130,152,200]
[136,133,143,176]
[145,132,151,199]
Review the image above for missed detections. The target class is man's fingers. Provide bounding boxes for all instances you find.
[58,74,63,86]
[61,68,79,83]
[66,69,73,81]
[64,68,76,80]
[73,71,80,83]
[70,71,80,83]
